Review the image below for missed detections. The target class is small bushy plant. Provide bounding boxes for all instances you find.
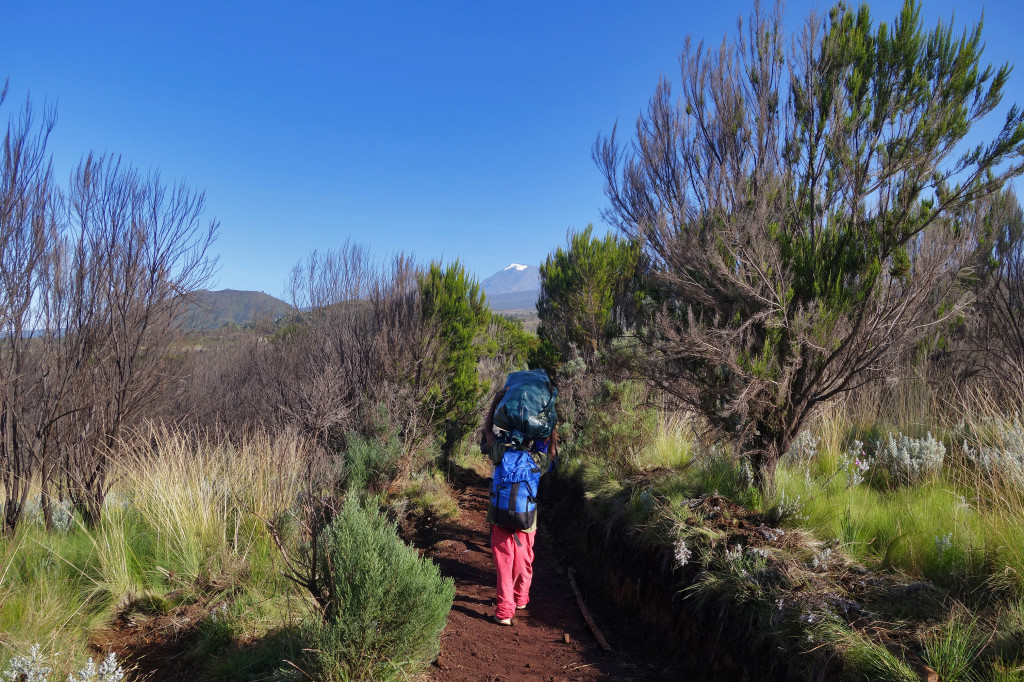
[2,645,51,682]
[785,430,820,464]
[307,497,454,681]
[66,654,125,682]
[2,647,125,682]
[962,414,1024,482]
[341,430,403,492]
[870,432,945,487]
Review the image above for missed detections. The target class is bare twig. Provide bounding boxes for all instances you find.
[567,567,612,651]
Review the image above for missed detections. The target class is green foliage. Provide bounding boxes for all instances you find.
[480,313,536,369]
[307,497,454,682]
[566,380,658,476]
[537,225,643,365]
[340,430,402,493]
[527,336,562,373]
[829,627,920,682]
[419,260,490,458]
[922,611,988,682]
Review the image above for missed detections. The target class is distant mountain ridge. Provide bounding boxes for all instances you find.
[482,263,540,312]
[186,289,294,330]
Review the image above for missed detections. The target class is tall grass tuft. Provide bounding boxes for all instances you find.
[0,427,309,676]
[121,427,307,581]
[922,609,988,682]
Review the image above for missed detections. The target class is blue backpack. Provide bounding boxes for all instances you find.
[489,449,542,531]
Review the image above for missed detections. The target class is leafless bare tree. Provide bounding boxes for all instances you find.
[0,88,218,530]
[186,243,444,488]
[0,84,60,532]
[967,188,1024,405]
[57,154,218,524]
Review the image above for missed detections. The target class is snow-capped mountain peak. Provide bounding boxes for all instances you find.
[481,263,541,311]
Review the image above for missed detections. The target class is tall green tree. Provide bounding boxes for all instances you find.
[536,225,643,364]
[595,0,1024,492]
[419,260,489,461]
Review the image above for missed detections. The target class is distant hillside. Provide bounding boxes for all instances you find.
[486,290,539,311]
[186,289,294,330]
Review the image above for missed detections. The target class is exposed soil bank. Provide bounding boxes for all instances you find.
[417,468,656,681]
[540,472,839,682]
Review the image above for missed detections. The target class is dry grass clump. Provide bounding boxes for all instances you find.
[119,426,309,582]
[0,426,311,677]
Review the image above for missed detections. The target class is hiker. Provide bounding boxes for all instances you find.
[482,384,558,626]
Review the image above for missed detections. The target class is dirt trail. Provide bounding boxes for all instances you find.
[423,470,650,681]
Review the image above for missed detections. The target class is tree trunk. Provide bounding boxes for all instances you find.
[750,450,779,498]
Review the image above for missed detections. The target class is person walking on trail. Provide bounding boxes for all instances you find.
[482,386,557,626]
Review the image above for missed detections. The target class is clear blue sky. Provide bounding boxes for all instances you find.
[4,1,1022,298]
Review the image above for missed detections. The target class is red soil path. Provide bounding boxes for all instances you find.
[422,470,651,681]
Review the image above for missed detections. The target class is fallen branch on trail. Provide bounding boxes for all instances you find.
[567,567,611,651]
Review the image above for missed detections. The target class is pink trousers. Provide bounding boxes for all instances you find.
[490,525,535,619]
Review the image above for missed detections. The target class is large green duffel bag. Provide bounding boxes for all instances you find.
[493,369,558,444]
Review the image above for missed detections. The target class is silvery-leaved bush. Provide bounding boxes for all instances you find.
[873,432,945,485]
[746,546,770,560]
[811,547,834,570]
[776,489,805,522]
[673,537,691,568]
[1,647,125,682]
[725,543,744,563]
[2,644,52,682]
[22,497,74,533]
[66,652,125,682]
[209,602,229,624]
[934,533,953,560]
[786,430,820,464]
[962,414,1024,480]
[739,459,754,488]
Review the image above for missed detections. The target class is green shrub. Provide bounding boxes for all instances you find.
[573,380,658,475]
[307,497,454,681]
[341,431,402,492]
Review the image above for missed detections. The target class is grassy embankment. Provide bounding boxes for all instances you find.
[549,380,1024,681]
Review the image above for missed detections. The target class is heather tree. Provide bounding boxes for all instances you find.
[536,225,643,365]
[419,260,489,461]
[595,0,1024,492]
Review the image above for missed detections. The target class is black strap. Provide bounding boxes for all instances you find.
[513,529,522,547]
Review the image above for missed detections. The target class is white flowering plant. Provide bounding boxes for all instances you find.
[785,430,820,464]
[1,647,125,682]
[870,432,945,487]
[961,414,1024,482]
